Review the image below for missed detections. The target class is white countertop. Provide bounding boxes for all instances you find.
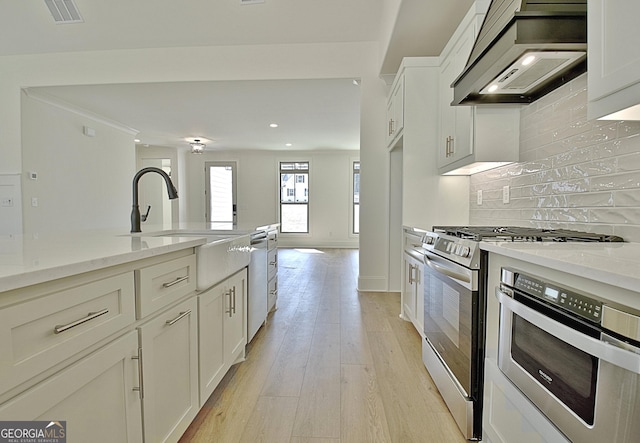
[0,230,207,292]
[480,241,640,293]
[0,222,279,293]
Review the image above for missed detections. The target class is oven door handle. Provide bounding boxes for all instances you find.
[496,288,640,375]
[424,253,471,285]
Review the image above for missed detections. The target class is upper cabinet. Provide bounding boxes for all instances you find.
[588,0,640,120]
[437,1,520,175]
[438,19,477,169]
[386,75,405,148]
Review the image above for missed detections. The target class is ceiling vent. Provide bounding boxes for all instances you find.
[44,0,84,24]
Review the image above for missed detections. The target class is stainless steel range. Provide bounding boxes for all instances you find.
[419,226,623,441]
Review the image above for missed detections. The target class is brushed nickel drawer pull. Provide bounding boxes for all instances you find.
[231,286,237,314]
[162,275,189,288]
[132,347,144,399]
[54,309,109,334]
[165,310,191,326]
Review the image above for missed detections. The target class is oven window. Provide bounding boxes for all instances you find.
[512,315,598,425]
[423,264,473,394]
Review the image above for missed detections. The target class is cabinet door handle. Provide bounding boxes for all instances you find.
[449,136,454,156]
[132,347,144,399]
[165,310,191,326]
[226,290,233,317]
[269,261,277,266]
[231,286,237,314]
[270,289,278,296]
[54,309,109,334]
[162,275,189,288]
[408,264,414,284]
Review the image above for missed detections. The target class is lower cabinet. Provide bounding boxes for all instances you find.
[0,331,143,443]
[138,297,199,443]
[402,252,423,333]
[198,269,247,406]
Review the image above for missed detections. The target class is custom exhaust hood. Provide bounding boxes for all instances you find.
[452,0,587,105]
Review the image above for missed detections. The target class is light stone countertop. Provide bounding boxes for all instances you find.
[0,230,206,293]
[0,221,279,293]
[480,241,640,293]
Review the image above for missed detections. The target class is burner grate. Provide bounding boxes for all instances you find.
[432,226,623,242]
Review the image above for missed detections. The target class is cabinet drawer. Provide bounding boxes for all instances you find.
[0,272,136,396]
[136,254,196,319]
[267,249,278,281]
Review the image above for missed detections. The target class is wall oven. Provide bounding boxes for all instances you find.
[497,267,640,443]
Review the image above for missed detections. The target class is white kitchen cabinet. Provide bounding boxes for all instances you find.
[0,330,143,443]
[386,75,405,148]
[438,19,476,169]
[437,3,519,175]
[224,268,247,363]
[198,268,247,406]
[402,252,423,333]
[587,0,640,120]
[0,271,136,397]
[136,254,196,319]
[138,297,199,443]
[483,358,570,443]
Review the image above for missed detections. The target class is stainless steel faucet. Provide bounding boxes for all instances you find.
[130,167,178,233]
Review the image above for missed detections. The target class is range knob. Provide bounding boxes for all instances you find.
[459,246,471,258]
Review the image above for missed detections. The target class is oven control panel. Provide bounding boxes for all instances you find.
[503,268,603,323]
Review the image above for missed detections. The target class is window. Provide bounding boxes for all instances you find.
[353,161,360,234]
[205,162,237,224]
[280,161,309,233]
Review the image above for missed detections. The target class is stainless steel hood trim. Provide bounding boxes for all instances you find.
[453,7,587,105]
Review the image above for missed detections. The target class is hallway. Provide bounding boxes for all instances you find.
[179,248,465,442]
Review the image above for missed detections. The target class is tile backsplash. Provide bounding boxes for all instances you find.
[470,74,640,242]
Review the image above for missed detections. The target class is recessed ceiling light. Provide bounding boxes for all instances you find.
[269,123,278,128]
[285,143,292,147]
[134,139,141,143]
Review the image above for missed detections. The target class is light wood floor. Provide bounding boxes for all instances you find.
[179,248,466,443]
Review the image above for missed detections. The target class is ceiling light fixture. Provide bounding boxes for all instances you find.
[285,143,292,147]
[190,139,206,154]
[269,123,278,128]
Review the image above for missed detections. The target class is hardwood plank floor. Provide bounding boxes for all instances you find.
[179,248,466,443]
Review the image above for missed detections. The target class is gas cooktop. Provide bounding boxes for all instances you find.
[432,226,624,243]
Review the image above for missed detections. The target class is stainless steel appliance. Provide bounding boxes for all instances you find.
[248,231,268,342]
[420,226,623,441]
[497,268,640,443]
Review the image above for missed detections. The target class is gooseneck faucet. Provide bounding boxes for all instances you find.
[130,167,179,233]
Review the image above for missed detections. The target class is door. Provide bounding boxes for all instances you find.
[139,298,199,443]
[0,331,143,443]
[205,161,237,224]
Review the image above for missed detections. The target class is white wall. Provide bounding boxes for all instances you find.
[21,91,135,234]
[183,149,360,248]
[0,41,391,290]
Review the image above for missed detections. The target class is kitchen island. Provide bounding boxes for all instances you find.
[0,224,276,443]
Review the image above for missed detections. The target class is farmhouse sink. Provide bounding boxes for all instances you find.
[153,231,251,290]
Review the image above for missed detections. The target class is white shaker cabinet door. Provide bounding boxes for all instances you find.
[0,331,143,443]
[139,297,199,443]
[588,0,640,119]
